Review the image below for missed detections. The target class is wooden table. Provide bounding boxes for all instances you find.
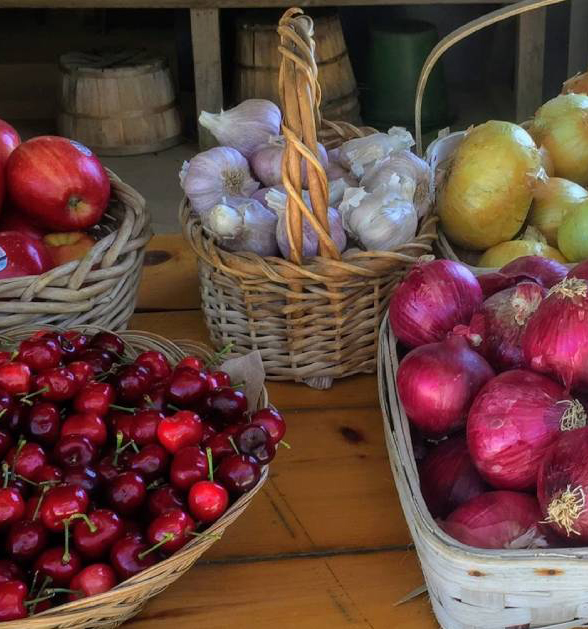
[127,232,433,628]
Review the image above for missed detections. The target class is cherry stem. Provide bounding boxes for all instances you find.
[279,440,291,449]
[113,431,124,467]
[9,350,18,361]
[2,462,9,489]
[16,474,39,487]
[19,387,49,405]
[206,446,214,483]
[130,440,140,454]
[68,512,97,533]
[167,403,181,412]
[110,404,136,413]
[33,486,49,521]
[138,532,175,559]
[228,436,240,455]
[143,394,154,408]
[0,408,6,420]
[146,478,164,491]
[62,518,71,564]
[206,342,234,367]
[29,571,39,599]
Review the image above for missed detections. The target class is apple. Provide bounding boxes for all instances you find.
[6,136,110,231]
[0,205,45,240]
[0,121,20,170]
[44,231,96,266]
[0,231,54,279]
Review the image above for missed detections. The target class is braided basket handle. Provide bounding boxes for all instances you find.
[414,0,566,155]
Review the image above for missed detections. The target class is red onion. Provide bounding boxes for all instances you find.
[538,426,588,542]
[397,335,494,437]
[389,259,483,348]
[522,276,588,389]
[419,435,487,518]
[569,259,588,281]
[442,491,548,549]
[467,369,585,490]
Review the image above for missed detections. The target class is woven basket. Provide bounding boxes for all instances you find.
[0,169,152,330]
[181,7,438,390]
[0,325,268,629]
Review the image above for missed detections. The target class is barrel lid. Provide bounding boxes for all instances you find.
[60,49,166,76]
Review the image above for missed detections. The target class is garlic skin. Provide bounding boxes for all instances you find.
[180,147,259,217]
[198,99,282,157]
[339,185,417,251]
[250,185,285,208]
[204,196,278,257]
[326,160,358,187]
[250,137,328,188]
[339,127,415,177]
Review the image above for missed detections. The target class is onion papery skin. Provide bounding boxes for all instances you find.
[439,121,543,250]
[419,435,487,518]
[478,239,566,268]
[442,491,546,549]
[557,200,588,262]
[538,426,588,542]
[531,94,588,186]
[467,369,583,490]
[522,276,588,389]
[562,72,588,96]
[389,259,483,348]
[397,335,495,437]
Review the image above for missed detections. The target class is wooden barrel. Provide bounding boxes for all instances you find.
[58,50,182,156]
[233,11,361,125]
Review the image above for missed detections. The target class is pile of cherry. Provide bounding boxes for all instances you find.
[0,329,284,621]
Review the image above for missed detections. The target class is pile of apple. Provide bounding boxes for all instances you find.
[0,328,284,620]
[0,120,111,280]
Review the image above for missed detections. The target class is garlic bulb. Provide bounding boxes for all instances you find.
[326,160,358,187]
[328,178,348,208]
[339,185,417,251]
[339,127,415,177]
[250,137,328,188]
[180,147,259,217]
[198,99,282,157]
[361,150,432,218]
[250,185,285,208]
[327,147,341,164]
[204,196,278,257]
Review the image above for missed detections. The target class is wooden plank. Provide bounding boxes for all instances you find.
[515,8,546,122]
[568,0,588,78]
[190,8,222,149]
[0,0,520,7]
[137,234,200,311]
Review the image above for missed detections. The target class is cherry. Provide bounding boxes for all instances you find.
[129,444,169,481]
[5,404,26,434]
[107,471,146,515]
[216,454,261,496]
[27,402,60,446]
[68,563,117,601]
[7,442,46,480]
[147,485,185,518]
[34,367,78,402]
[17,337,62,372]
[40,485,89,532]
[54,435,97,468]
[0,561,24,583]
[188,448,229,524]
[207,370,231,390]
[0,388,15,422]
[170,446,207,491]
[110,412,134,441]
[0,363,31,395]
[135,351,172,382]
[63,466,100,494]
[76,349,115,375]
[34,546,82,586]
[90,332,125,356]
[0,486,25,527]
[7,519,48,562]
[62,331,90,358]
[0,580,27,620]
[235,424,275,464]
[208,429,239,462]
[131,410,164,446]
[0,430,13,459]
[157,411,203,454]
[97,455,124,485]
[166,369,209,407]
[74,382,115,416]
[109,535,157,581]
[61,412,107,448]
[115,365,151,403]
[147,509,195,555]
[138,382,167,411]
[250,408,286,445]
[202,389,247,426]
[68,361,94,388]
[73,509,124,560]
[120,519,143,538]
[201,422,218,445]
[177,356,205,372]
[0,353,10,368]
[34,464,63,487]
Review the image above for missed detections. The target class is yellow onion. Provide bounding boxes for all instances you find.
[558,201,588,262]
[478,229,567,268]
[439,121,543,251]
[529,177,588,245]
[562,71,588,95]
[539,146,555,177]
[530,94,588,186]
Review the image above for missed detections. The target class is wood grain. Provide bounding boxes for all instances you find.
[0,0,519,7]
[515,8,546,121]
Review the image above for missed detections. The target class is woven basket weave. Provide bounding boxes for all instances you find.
[0,325,268,629]
[0,169,151,331]
[181,7,437,390]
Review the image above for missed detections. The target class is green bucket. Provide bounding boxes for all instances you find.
[361,19,450,133]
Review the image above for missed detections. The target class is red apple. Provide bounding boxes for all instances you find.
[6,136,110,231]
[0,231,54,279]
[0,121,20,170]
[0,206,45,240]
[44,232,96,266]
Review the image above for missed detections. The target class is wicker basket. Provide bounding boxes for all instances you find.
[0,169,152,330]
[0,325,268,629]
[181,7,438,390]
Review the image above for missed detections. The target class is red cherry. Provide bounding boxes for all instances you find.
[62,331,90,359]
[73,382,115,416]
[216,454,261,495]
[0,430,13,459]
[207,429,239,462]
[63,465,100,494]
[76,349,115,375]
[170,446,208,491]
[67,361,94,388]
[114,365,151,403]
[27,402,60,446]
[129,444,169,481]
[107,471,146,515]
[235,424,275,464]
[177,356,205,372]
[135,351,172,382]
[0,363,31,395]
[0,487,25,527]
[97,455,125,485]
[61,412,107,447]
[0,388,15,420]
[157,411,203,454]
[131,410,164,446]
[188,481,228,524]
[0,580,27,621]
[0,561,24,584]
[68,563,117,601]
[90,332,125,356]
[17,337,62,372]
[146,509,195,555]
[138,381,167,411]
[34,367,78,401]
[111,412,134,442]
[109,535,157,581]
[6,442,46,480]
[0,353,10,368]
[207,370,231,389]
[40,485,89,532]
[7,519,48,562]
[54,435,97,468]
[147,485,185,518]
[202,389,247,426]
[166,369,209,407]
[72,509,124,560]
[201,422,218,446]
[250,408,286,444]
[34,546,82,586]
[34,464,63,486]
[5,404,26,435]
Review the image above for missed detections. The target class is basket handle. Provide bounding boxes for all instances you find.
[414,0,566,155]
